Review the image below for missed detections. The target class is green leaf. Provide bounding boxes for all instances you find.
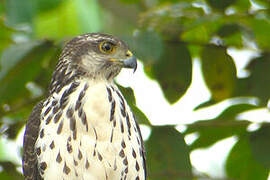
[0,40,54,105]
[226,137,269,180]
[234,53,270,105]
[246,18,270,50]
[75,0,102,33]
[36,0,64,13]
[232,0,251,12]
[152,41,192,104]
[193,99,216,110]
[5,0,35,26]
[0,162,23,180]
[249,123,270,168]
[0,20,14,56]
[146,126,193,180]
[124,30,164,67]
[185,104,257,150]
[206,0,237,11]
[34,0,81,39]
[201,45,237,101]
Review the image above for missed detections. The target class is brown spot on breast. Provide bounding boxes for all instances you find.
[57,120,64,134]
[66,107,74,118]
[46,115,53,125]
[106,87,112,102]
[85,159,90,169]
[78,149,83,160]
[40,162,47,171]
[50,141,55,149]
[119,149,125,158]
[56,152,62,163]
[63,162,71,175]
[44,106,52,116]
[124,167,128,174]
[74,159,78,166]
[132,149,137,158]
[110,100,115,121]
[36,147,41,156]
[98,152,103,161]
[135,161,140,171]
[121,140,126,148]
[39,129,44,138]
[54,111,62,123]
[67,142,72,153]
[123,157,128,165]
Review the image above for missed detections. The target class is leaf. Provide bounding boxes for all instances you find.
[124,30,192,104]
[206,0,237,11]
[5,0,35,26]
[152,41,192,104]
[184,104,258,150]
[34,0,81,39]
[226,137,269,180]
[245,18,270,50]
[193,99,216,110]
[146,126,193,180]
[232,0,251,12]
[124,30,164,65]
[234,53,270,105]
[0,162,23,180]
[249,123,270,168]
[36,0,64,13]
[0,40,54,105]
[201,45,237,101]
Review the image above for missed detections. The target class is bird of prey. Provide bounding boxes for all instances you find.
[22,33,146,180]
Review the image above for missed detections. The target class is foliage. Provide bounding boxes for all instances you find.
[0,0,270,179]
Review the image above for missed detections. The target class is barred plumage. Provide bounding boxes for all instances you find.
[23,33,146,180]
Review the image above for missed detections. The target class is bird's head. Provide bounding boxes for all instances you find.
[59,33,137,81]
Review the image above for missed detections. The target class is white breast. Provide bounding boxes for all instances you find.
[36,79,145,180]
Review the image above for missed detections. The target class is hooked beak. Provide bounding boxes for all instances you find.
[122,55,137,73]
[109,51,137,73]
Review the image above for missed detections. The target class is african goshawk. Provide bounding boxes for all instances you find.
[22,33,146,180]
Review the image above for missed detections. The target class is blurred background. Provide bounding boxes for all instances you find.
[0,0,270,179]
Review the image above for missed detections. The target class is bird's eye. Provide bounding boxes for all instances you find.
[99,41,115,54]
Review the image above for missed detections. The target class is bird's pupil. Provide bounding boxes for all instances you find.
[103,43,112,51]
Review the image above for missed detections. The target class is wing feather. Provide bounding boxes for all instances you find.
[23,101,44,180]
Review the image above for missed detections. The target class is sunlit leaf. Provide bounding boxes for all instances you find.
[146,126,193,180]
[185,104,258,150]
[34,0,81,39]
[226,137,269,180]
[201,45,237,101]
[249,123,270,168]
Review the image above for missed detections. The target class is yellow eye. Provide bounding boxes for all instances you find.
[99,41,115,54]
